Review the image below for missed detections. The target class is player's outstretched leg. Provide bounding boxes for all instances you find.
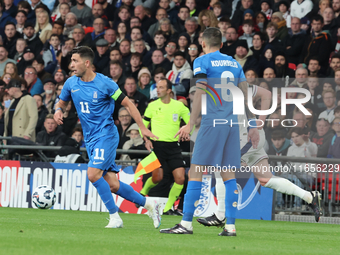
[136,169,162,208]
[218,178,237,236]
[254,159,322,222]
[197,172,226,227]
[163,167,184,215]
[115,180,162,228]
[89,168,123,228]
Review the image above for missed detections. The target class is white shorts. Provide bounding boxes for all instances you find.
[241,129,268,167]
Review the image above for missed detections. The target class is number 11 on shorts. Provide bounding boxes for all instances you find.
[94,148,105,160]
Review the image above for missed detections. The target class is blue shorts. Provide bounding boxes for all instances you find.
[86,135,119,174]
[191,125,241,168]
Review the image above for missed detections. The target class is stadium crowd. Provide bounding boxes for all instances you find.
[1,0,340,165]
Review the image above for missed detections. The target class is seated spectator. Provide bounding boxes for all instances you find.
[234,39,259,74]
[60,101,78,137]
[0,46,16,77]
[53,69,67,84]
[23,22,44,57]
[187,43,200,68]
[24,66,44,96]
[278,0,291,27]
[63,13,80,38]
[220,26,239,56]
[174,6,190,33]
[185,17,199,44]
[70,0,92,24]
[17,47,36,76]
[255,12,269,33]
[307,57,323,77]
[238,20,255,48]
[104,28,119,49]
[259,44,275,76]
[119,39,132,71]
[290,0,313,19]
[54,137,85,163]
[71,127,85,148]
[267,129,291,156]
[290,67,308,87]
[84,18,106,49]
[2,62,19,80]
[32,56,53,83]
[41,78,57,113]
[35,10,52,44]
[318,89,336,123]
[13,38,26,62]
[166,51,193,96]
[109,60,126,88]
[150,67,166,99]
[218,16,231,43]
[4,79,38,141]
[55,2,70,22]
[116,22,129,44]
[42,34,61,67]
[198,9,218,31]
[137,68,152,99]
[261,0,273,20]
[17,1,35,25]
[148,49,172,75]
[73,27,88,47]
[120,123,146,162]
[122,77,148,115]
[116,107,133,149]
[93,39,110,73]
[82,3,109,28]
[3,22,20,60]
[133,39,148,57]
[36,114,68,157]
[33,94,49,134]
[266,22,284,52]
[147,8,167,38]
[157,18,177,41]
[270,12,288,40]
[126,52,142,82]
[328,117,340,158]
[310,118,334,157]
[327,53,340,78]
[164,40,178,63]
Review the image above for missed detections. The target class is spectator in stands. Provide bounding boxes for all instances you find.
[17,46,36,76]
[158,18,177,41]
[308,57,322,77]
[174,6,190,34]
[72,27,87,47]
[267,128,291,156]
[60,101,78,136]
[71,127,85,148]
[186,0,198,17]
[290,0,313,19]
[33,94,49,134]
[137,68,152,99]
[306,75,323,109]
[42,34,60,67]
[150,67,166,99]
[187,43,200,68]
[274,51,295,79]
[55,3,70,22]
[231,0,254,29]
[290,67,308,87]
[23,22,43,57]
[310,118,334,157]
[234,39,259,74]
[158,0,177,23]
[84,18,106,49]
[34,10,52,44]
[134,5,156,33]
[328,117,340,158]
[123,77,148,115]
[301,15,333,74]
[239,20,255,48]
[70,0,92,24]
[41,78,56,113]
[102,48,122,76]
[4,79,38,141]
[4,0,17,19]
[14,10,27,35]
[185,17,199,44]
[2,62,19,80]
[53,69,66,84]
[17,1,35,25]
[0,46,16,77]
[266,22,284,52]
[3,22,19,60]
[120,123,146,162]
[93,39,110,73]
[116,107,133,149]
[327,54,340,78]
[148,49,172,75]
[13,38,26,62]
[318,89,336,123]
[24,66,44,95]
[63,13,80,38]
[147,8,168,38]
[126,52,142,81]
[109,60,126,88]
[217,17,230,43]
[164,40,178,63]
[263,67,276,87]
[261,0,273,20]
[119,39,131,70]
[220,26,239,56]
[270,12,288,40]
[113,5,131,30]
[282,17,305,67]
[82,3,109,28]
[322,7,337,47]
[0,1,13,28]
[36,113,68,157]
[198,9,218,31]
[32,56,53,82]
[104,28,119,49]
[116,22,129,44]
[250,32,265,61]
[255,12,268,33]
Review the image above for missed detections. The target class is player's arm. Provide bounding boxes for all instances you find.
[190,78,206,133]
[54,99,69,125]
[121,96,158,142]
[252,85,272,128]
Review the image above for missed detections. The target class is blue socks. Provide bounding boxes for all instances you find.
[92,177,118,214]
[224,179,238,224]
[116,181,146,206]
[182,181,202,222]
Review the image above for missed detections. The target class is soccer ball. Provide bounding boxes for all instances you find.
[32,185,56,209]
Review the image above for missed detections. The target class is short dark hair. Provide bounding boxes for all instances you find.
[154,67,166,76]
[253,31,265,41]
[53,20,64,27]
[50,34,60,40]
[130,16,141,23]
[18,1,31,10]
[160,78,172,90]
[34,55,44,65]
[110,47,121,54]
[243,19,254,26]
[72,127,83,135]
[289,127,304,137]
[179,6,190,12]
[312,14,324,23]
[331,53,340,61]
[71,46,95,64]
[335,105,340,114]
[110,60,123,69]
[173,51,186,58]
[16,10,27,17]
[33,94,43,101]
[5,21,16,29]
[202,27,222,48]
[271,129,286,140]
[154,30,166,38]
[309,56,319,64]
[130,52,142,61]
[131,26,143,34]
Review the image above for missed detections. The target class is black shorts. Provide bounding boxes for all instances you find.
[152,141,186,172]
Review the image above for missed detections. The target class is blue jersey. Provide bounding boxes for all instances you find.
[59,73,122,143]
[193,50,246,126]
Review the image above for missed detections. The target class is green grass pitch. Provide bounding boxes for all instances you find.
[0,207,338,255]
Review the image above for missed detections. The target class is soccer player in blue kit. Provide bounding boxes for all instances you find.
[54,46,162,229]
[159,28,259,236]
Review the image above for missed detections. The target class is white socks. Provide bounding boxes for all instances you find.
[215,175,226,221]
[181,220,193,230]
[264,177,313,204]
[110,212,121,220]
